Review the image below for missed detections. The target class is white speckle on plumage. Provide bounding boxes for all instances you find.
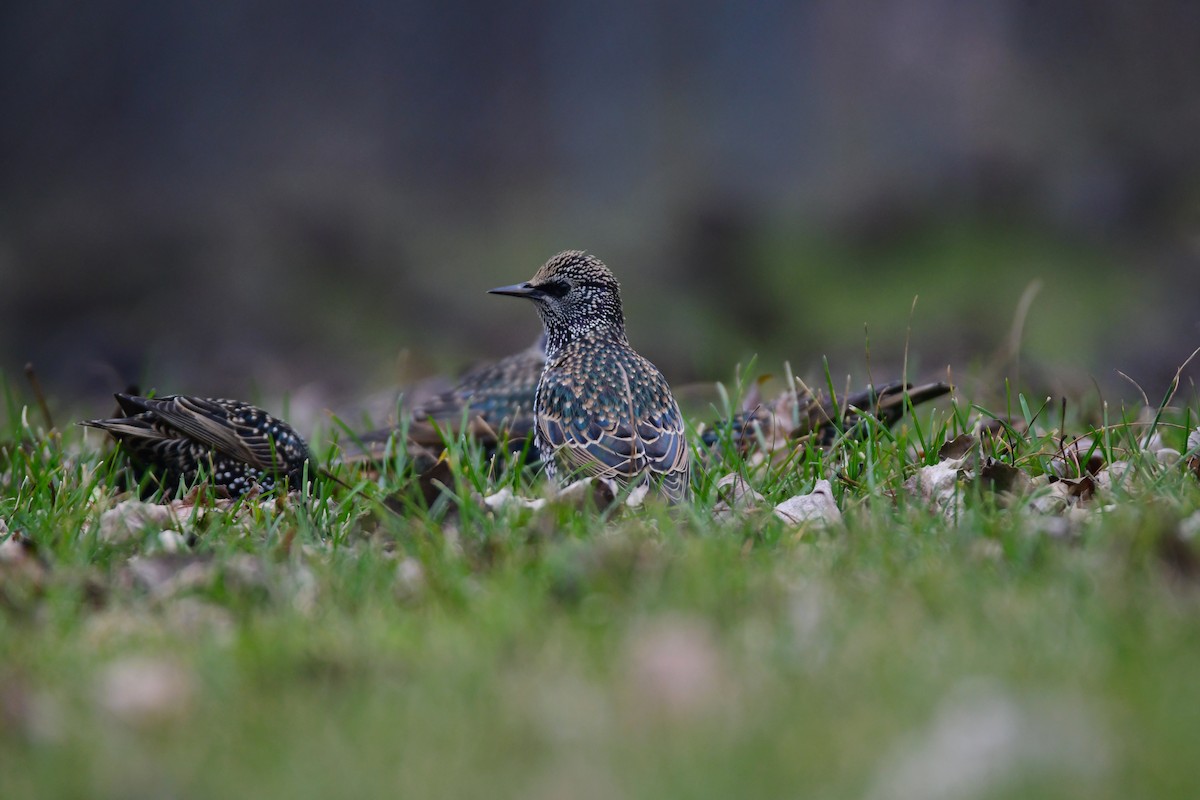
[82,394,312,497]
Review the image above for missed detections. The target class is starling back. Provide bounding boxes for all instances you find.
[490,251,690,503]
[347,334,546,465]
[83,394,312,497]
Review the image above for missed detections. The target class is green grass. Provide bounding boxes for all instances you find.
[2,370,1200,799]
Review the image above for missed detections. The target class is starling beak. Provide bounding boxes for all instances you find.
[82,394,312,497]
[488,282,539,298]
[346,334,547,462]
[491,250,691,503]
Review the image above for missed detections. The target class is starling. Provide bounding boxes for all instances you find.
[490,250,691,503]
[343,334,546,465]
[82,394,312,497]
[410,333,546,442]
[703,379,952,452]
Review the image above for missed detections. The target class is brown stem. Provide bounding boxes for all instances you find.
[23,363,55,431]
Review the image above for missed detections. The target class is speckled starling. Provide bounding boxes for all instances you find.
[490,250,691,503]
[345,334,546,464]
[83,394,312,497]
[406,333,546,448]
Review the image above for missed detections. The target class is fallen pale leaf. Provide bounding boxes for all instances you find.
[865,682,1108,800]
[96,657,194,726]
[1048,435,1104,478]
[1187,428,1199,478]
[96,500,176,544]
[621,614,729,721]
[774,479,842,528]
[1179,510,1200,541]
[482,487,547,512]
[554,477,647,510]
[712,473,764,521]
[394,557,426,602]
[905,456,970,522]
[1028,480,1071,515]
[1094,461,1133,493]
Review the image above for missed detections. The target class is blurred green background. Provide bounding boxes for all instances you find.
[2,2,1198,422]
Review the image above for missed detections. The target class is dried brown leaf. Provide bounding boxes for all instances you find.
[938,433,978,461]
[979,457,1031,497]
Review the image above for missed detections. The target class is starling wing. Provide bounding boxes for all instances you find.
[537,349,690,502]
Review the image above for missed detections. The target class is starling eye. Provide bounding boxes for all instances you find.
[541,280,570,299]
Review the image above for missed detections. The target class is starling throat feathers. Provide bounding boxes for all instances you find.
[489,251,691,503]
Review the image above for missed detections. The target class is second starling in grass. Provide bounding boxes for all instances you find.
[343,334,546,466]
[490,251,690,503]
[82,394,312,497]
[408,333,546,446]
[702,379,953,452]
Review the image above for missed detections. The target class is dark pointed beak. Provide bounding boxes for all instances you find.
[488,282,538,298]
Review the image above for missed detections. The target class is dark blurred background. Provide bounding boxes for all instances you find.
[3,1,1199,427]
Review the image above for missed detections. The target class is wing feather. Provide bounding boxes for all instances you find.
[537,347,690,501]
[135,396,273,469]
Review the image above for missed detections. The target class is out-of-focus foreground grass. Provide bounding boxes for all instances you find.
[1,371,1199,799]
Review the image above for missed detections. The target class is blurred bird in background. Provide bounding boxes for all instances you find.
[701,378,953,455]
[342,334,546,466]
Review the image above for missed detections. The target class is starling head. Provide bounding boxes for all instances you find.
[489,251,625,355]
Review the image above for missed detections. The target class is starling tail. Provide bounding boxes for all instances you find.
[490,250,690,503]
[82,394,312,497]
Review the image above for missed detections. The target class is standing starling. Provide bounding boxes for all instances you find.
[343,334,546,464]
[82,394,312,497]
[490,251,691,503]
